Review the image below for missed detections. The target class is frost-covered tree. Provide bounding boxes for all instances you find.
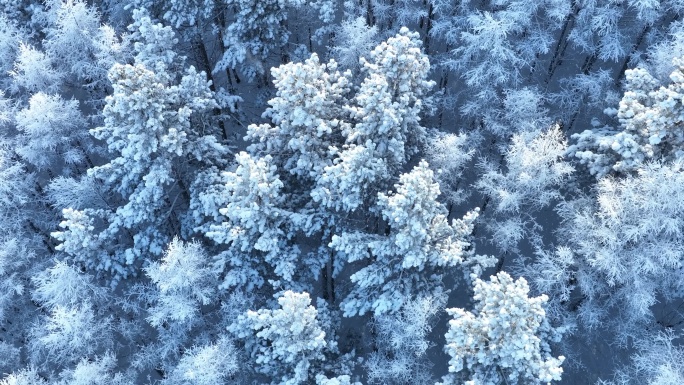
[598,331,684,385]
[483,87,554,136]
[196,152,300,291]
[440,272,564,385]
[430,0,569,123]
[245,54,352,181]
[365,294,445,385]
[566,0,673,64]
[345,27,434,169]
[0,140,37,298]
[0,368,48,385]
[476,125,574,253]
[10,43,63,94]
[423,130,475,206]
[0,0,46,30]
[552,69,620,125]
[331,161,495,316]
[330,16,379,71]
[215,0,305,79]
[229,291,328,385]
[571,57,684,177]
[32,261,107,310]
[552,161,684,337]
[53,10,227,282]
[0,238,33,337]
[314,27,434,212]
[30,302,112,367]
[0,141,34,253]
[0,342,20,379]
[54,353,130,385]
[14,92,89,170]
[201,29,438,296]
[162,337,239,385]
[0,16,22,90]
[46,175,109,213]
[373,0,427,31]
[0,142,38,368]
[315,374,361,385]
[123,238,220,376]
[644,20,684,83]
[145,238,217,327]
[140,0,216,29]
[43,0,118,87]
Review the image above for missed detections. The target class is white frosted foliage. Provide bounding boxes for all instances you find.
[215,0,305,76]
[314,27,434,212]
[331,17,378,70]
[230,291,327,385]
[559,160,684,331]
[163,338,239,385]
[203,152,298,289]
[476,125,573,252]
[424,130,474,205]
[571,57,684,176]
[315,374,361,385]
[478,125,573,214]
[347,27,434,167]
[145,238,216,327]
[312,141,388,212]
[0,239,31,323]
[43,0,109,83]
[246,54,352,180]
[442,272,564,385]
[54,9,224,280]
[15,92,87,169]
[332,161,495,316]
[32,261,106,310]
[366,294,445,384]
[10,43,63,93]
[55,353,129,385]
[0,369,47,385]
[31,302,111,365]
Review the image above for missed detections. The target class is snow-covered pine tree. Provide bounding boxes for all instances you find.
[196,151,301,291]
[229,291,329,385]
[214,0,304,80]
[331,161,494,316]
[313,27,435,212]
[571,56,684,177]
[245,53,352,182]
[53,9,227,283]
[440,272,565,385]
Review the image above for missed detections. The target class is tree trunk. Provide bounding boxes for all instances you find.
[424,1,434,53]
[196,36,228,141]
[321,232,336,304]
[546,2,580,83]
[615,25,650,86]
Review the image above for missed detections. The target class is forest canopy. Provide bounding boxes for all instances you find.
[2,1,684,384]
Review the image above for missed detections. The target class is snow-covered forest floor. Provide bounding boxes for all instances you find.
[2,0,684,384]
